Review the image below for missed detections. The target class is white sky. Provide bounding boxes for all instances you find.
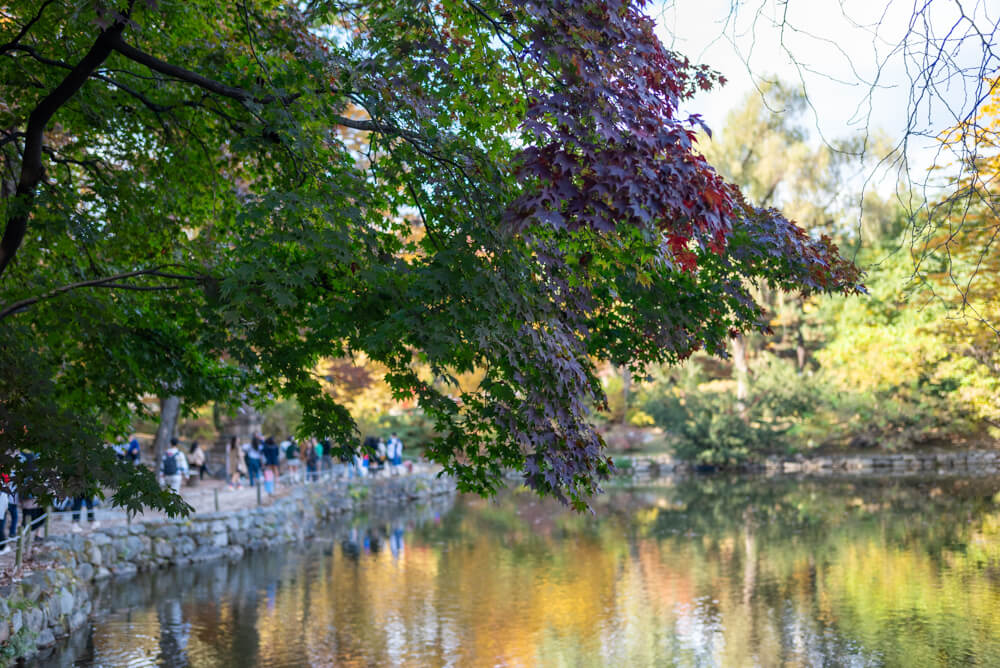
[655,0,1000,190]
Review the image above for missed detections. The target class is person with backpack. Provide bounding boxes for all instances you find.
[305,437,319,482]
[161,438,189,493]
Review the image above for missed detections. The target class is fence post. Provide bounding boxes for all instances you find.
[214,488,220,512]
[44,507,50,539]
[14,526,24,569]
[24,522,33,557]
[256,483,262,507]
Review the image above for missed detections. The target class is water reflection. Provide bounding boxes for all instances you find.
[34,476,1000,667]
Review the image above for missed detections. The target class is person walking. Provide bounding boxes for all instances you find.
[284,438,300,482]
[320,439,333,476]
[160,438,189,493]
[305,438,319,482]
[389,432,404,475]
[227,436,244,490]
[243,435,262,487]
[16,452,44,537]
[375,438,387,476]
[262,436,280,492]
[0,468,14,552]
[190,441,208,481]
[0,484,8,555]
[70,494,99,532]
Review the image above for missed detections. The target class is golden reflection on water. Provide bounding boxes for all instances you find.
[41,476,1000,667]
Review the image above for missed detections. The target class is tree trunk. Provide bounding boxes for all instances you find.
[621,366,631,424]
[731,334,749,413]
[796,326,807,372]
[152,396,182,472]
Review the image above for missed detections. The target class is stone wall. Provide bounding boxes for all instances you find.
[615,449,1000,479]
[0,473,454,666]
[759,450,1000,475]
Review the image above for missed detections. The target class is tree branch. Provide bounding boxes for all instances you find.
[110,36,426,141]
[110,36,293,106]
[0,268,202,319]
[0,0,57,55]
[0,21,127,278]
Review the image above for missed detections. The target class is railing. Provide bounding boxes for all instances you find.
[0,508,51,572]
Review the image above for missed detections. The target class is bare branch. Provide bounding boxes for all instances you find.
[0,268,203,319]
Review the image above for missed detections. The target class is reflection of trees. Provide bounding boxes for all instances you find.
[57,479,1000,667]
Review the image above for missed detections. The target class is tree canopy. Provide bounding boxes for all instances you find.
[0,0,861,512]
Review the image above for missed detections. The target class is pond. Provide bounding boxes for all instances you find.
[35,474,1000,667]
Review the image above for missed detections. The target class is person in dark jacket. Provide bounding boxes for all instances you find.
[262,437,281,488]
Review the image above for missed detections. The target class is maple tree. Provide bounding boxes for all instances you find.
[0,0,861,512]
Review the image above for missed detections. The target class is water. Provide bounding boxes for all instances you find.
[35,475,1000,667]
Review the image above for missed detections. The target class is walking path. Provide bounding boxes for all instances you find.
[0,464,436,582]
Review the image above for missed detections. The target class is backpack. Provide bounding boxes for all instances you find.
[162,451,179,476]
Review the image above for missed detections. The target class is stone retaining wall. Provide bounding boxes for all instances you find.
[616,449,1000,478]
[0,474,454,665]
[760,450,1000,475]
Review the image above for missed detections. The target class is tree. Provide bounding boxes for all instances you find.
[912,76,1000,433]
[698,81,882,398]
[0,0,860,512]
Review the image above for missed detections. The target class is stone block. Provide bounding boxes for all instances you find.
[76,562,94,582]
[150,524,181,539]
[153,539,174,559]
[175,536,196,556]
[111,562,138,578]
[36,628,55,647]
[83,541,102,567]
[58,588,74,618]
[25,607,44,634]
[190,546,225,562]
[69,610,88,631]
[89,532,111,546]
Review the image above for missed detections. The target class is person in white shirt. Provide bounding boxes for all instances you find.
[387,433,404,475]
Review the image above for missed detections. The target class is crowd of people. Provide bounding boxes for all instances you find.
[222,432,407,491]
[0,432,410,551]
